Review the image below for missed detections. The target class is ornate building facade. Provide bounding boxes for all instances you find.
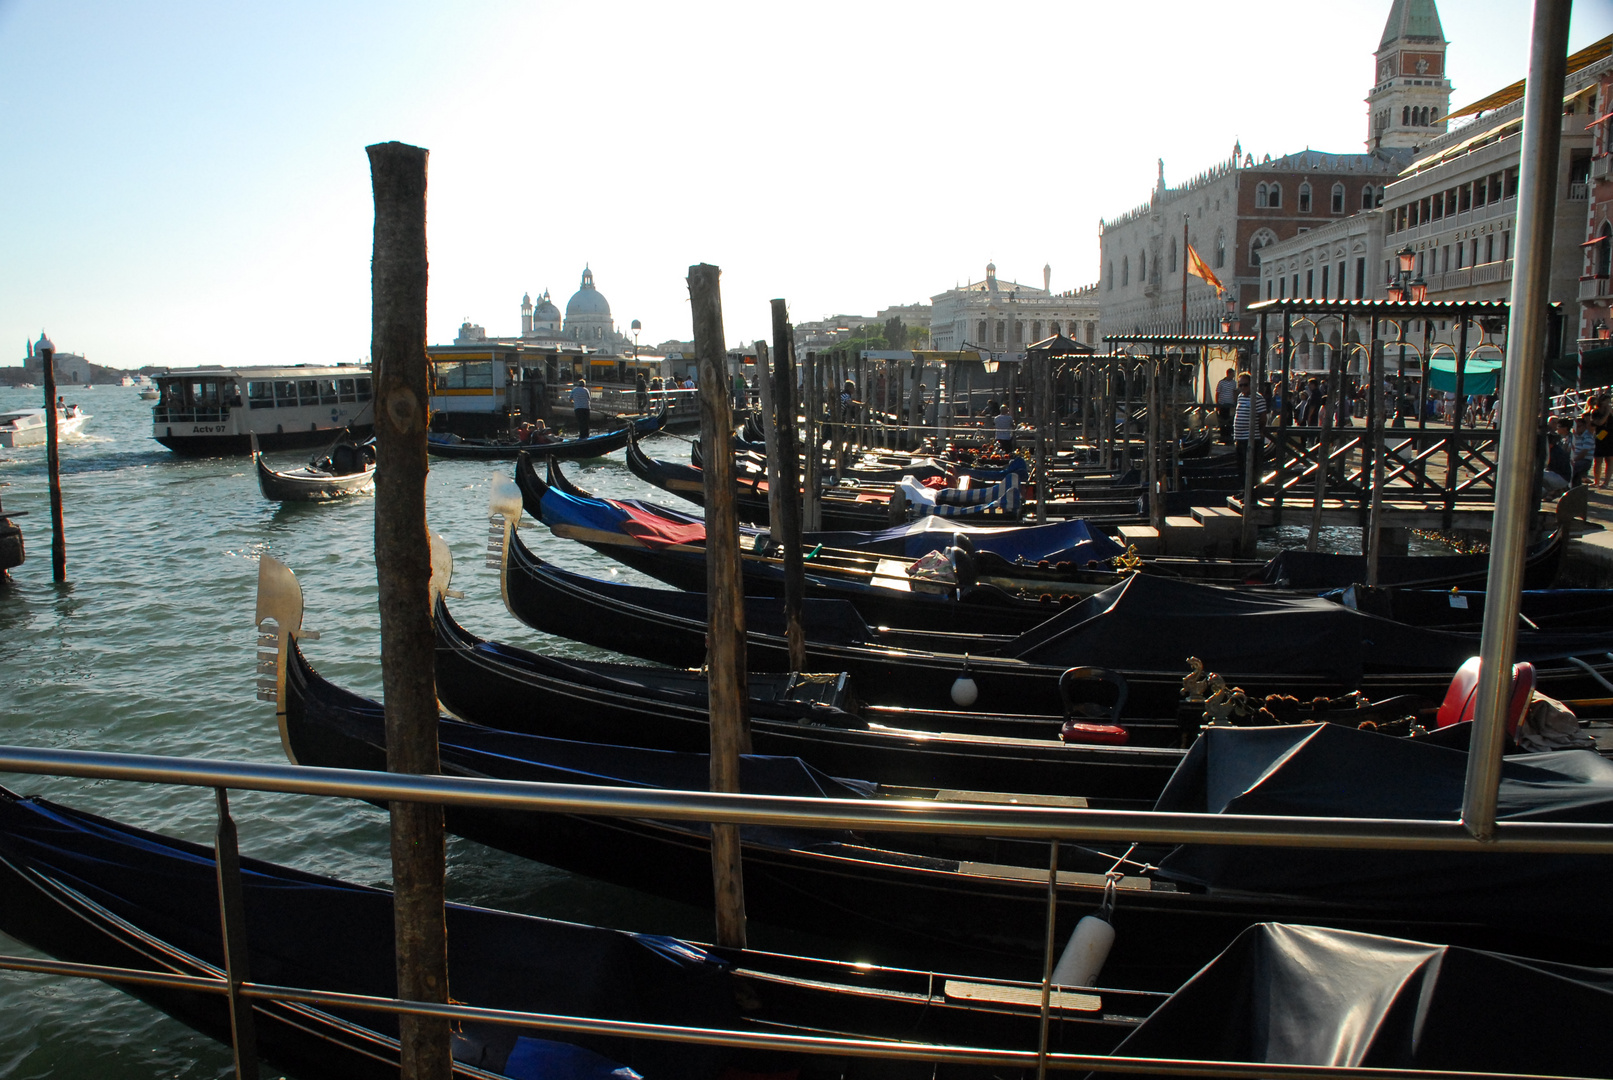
[1367,0,1452,150]
[929,263,1099,354]
[455,266,636,356]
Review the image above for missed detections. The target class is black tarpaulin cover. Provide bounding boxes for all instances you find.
[1256,546,1493,588]
[1152,724,1613,916]
[1105,922,1613,1077]
[1002,572,1613,680]
[1002,573,1480,681]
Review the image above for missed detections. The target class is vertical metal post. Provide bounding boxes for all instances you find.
[1240,322,1265,555]
[1466,0,1571,840]
[1360,318,1380,543]
[1147,358,1163,529]
[1310,316,1344,551]
[213,788,259,1079]
[1036,838,1060,1080]
[771,307,807,672]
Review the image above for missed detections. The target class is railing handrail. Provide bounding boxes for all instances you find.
[2,744,1611,853]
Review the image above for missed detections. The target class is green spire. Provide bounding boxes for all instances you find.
[1380,0,1445,47]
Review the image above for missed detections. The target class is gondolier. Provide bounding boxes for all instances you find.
[1232,371,1268,474]
[570,379,592,439]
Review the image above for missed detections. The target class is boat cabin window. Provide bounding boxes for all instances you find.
[297,380,319,404]
[338,378,357,403]
[274,381,298,407]
[434,361,464,389]
[158,382,184,408]
[356,376,372,400]
[462,362,493,389]
[316,379,338,405]
[191,381,221,408]
[247,381,275,409]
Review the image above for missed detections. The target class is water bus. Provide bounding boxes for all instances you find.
[151,365,373,455]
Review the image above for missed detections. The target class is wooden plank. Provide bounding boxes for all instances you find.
[944,980,1102,1013]
[954,861,1152,890]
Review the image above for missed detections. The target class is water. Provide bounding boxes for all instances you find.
[0,386,832,1079]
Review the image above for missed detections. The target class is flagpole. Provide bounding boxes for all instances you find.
[1180,215,1189,334]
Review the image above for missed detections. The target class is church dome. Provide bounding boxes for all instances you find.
[534,289,561,323]
[566,266,611,318]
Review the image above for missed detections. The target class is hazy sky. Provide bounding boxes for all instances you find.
[3,1,1610,370]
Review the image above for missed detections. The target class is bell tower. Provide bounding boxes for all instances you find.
[1366,0,1451,151]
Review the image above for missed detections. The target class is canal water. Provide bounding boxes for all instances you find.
[0,385,1367,1078]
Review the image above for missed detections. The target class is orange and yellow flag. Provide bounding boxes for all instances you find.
[1185,244,1224,293]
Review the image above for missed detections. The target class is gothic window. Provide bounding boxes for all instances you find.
[1013,321,1024,342]
[1169,238,1177,272]
[1031,321,1041,342]
[1106,262,1114,290]
[1122,256,1129,287]
[1256,183,1268,208]
[1596,223,1612,278]
[1402,105,1410,125]
[1214,229,1226,268]
[995,320,1005,343]
[1085,322,1096,344]
[1331,183,1345,213]
[1336,261,1346,299]
[1050,321,1062,337]
[1298,183,1312,212]
[977,320,987,341]
[1139,252,1147,282]
[1249,228,1278,269]
[1268,184,1281,208]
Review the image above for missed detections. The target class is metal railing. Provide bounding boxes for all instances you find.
[1,743,1611,1080]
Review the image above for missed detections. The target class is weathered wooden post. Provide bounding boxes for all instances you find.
[755,341,781,531]
[36,334,65,582]
[802,350,821,531]
[771,302,807,670]
[367,140,449,1080]
[1238,331,1266,557]
[689,264,749,949]
[1309,317,1346,551]
[1147,357,1163,530]
[909,359,924,451]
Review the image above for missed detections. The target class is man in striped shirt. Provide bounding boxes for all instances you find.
[1233,371,1268,474]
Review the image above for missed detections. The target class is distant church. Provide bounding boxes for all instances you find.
[454,266,633,356]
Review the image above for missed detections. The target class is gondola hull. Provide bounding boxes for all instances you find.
[427,412,664,461]
[255,453,376,501]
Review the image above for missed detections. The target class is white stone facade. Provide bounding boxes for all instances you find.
[929,263,1099,355]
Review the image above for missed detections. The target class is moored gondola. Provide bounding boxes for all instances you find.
[253,438,376,501]
[426,411,664,461]
[0,785,1163,1079]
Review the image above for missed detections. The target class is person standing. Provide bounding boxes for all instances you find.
[570,378,592,439]
[1591,394,1613,488]
[1571,414,1595,485]
[1214,367,1238,443]
[1232,371,1268,474]
[994,404,1014,451]
[635,371,649,414]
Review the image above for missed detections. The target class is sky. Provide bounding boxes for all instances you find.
[3,0,1611,370]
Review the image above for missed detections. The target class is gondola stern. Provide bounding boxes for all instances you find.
[254,555,304,765]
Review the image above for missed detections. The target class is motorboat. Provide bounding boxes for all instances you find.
[0,406,90,448]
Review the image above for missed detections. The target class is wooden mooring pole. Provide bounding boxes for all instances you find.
[37,335,65,582]
[366,140,450,1080]
[770,302,807,671]
[690,263,749,949]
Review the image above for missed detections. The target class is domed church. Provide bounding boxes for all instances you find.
[519,266,632,355]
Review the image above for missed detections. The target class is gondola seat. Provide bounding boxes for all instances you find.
[1059,665,1130,745]
[1435,656,1536,736]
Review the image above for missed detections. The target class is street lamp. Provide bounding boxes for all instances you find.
[961,342,999,374]
[1219,291,1239,335]
[1386,245,1417,302]
[630,318,641,360]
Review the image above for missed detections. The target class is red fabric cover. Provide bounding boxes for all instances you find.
[1059,720,1130,745]
[921,475,950,489]
[617,504,708,549]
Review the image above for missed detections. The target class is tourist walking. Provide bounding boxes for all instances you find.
[635,372,649,414]
[1214,367,1237,443]
[570,378,592,439]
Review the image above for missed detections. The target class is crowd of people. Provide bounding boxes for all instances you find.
[1544,392,1613,494]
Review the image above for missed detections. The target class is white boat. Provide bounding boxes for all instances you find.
[138,387,159,401]
[152,365,373,455]
[0,407,91,448]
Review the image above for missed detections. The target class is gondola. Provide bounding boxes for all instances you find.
[425,411,664,461]
[253,438,376,501]
[495,522,1613,720]
[276,624,1613,985]
[0,786,1162,1080]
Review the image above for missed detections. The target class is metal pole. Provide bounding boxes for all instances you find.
[1148,358,1163,529]
[771,303,807,672]
[1274,313,1292,526]
[366,139,450,1080]
[1036,839,1059,1080]
[1367,317,1385,586]
[1310,319,1344,551]
[1239,328,1263,555]
[1465,0,1572,841]
[1444,316,1470,532]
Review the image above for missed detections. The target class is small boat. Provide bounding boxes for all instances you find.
[253,437,376,502]
[138,386,159,401]
[0,785,1162,1079]
[426,412,665,461]
[0,406,90,448]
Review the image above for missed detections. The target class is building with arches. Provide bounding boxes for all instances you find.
[928,262,1100,355]
[1366,0,1453,150]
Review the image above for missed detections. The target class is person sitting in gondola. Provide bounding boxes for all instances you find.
[528,419,555,446]
[330,438,366,475]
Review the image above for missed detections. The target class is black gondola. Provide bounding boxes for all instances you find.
[426,411,664,461]
[497,523,1613,720]
[0,785,1163,1080]
[253,438,376,502]
[278,627,1613,984]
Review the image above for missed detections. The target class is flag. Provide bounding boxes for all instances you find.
[1186,244,1224,293]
